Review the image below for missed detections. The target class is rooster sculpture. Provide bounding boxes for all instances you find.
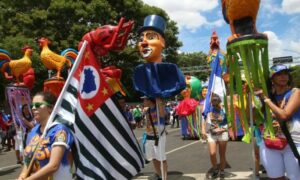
[0,46,33,85]
[222,0,264,42]
[38,37,77,79]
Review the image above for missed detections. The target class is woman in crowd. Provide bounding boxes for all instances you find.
[18,92,73,180]
[202,94,228,179]
[15,104,35,164]
[255,64,300,180]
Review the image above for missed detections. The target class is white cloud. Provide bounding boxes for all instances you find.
[265,31,300,60]
[142,0,222,31]
[282,0,300,14]
[260,0,282,15]
[260,0,300,15]
[265,31,283,59]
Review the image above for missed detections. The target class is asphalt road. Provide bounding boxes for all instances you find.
[0,125,268,180]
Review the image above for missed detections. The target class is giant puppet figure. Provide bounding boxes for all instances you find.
[222,0,272,143]
[38,38,78,97]
[177,76,202,140]
[133,15,185,180]
[207,31,228,82]
[133,15,186,98]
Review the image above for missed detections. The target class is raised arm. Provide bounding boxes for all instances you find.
[265,89,300,121]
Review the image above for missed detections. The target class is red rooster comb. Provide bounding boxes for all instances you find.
[211,31,218,38]
[22,45,33,52]
[38,37,51,44]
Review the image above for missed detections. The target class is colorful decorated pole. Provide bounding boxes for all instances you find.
[222,0,273,143]
[133,15,186,180]
[38,38,78,97]
[0,45,35,160]
[5,85,32,154]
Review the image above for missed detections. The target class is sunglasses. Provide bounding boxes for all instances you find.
[30,102,49,109]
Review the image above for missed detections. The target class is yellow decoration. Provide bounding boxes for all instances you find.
[86,103,94,112]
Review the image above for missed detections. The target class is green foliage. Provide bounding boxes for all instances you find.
[290,65,300,88]
[0,0,182,103]
[176,52,210,81]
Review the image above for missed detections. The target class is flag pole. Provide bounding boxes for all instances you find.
[41,40,88,137]
[155,100,165,180]
[248,92,256,180]
[23,41,88,178]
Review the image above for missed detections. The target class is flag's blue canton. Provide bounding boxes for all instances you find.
[81,68,96,94]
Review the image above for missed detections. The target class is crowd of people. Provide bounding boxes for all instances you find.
[0,13,299,180]
[120,64,299,180]
[0,111,14,153]
[117,98,179,132]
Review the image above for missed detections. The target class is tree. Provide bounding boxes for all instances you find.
[176,52,210,81]
[290,65,300,88]
[0,0,182,102]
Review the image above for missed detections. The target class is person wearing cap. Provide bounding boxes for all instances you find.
[255,64,300,180]
[142,96,167,180]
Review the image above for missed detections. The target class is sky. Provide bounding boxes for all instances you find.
[142,0,300,63]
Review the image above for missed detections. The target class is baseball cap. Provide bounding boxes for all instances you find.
[269,64,290,78]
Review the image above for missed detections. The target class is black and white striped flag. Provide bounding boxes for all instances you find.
[53,44,144,180]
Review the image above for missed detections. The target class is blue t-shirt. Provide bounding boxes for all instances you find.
[124,110,134,122]
[275,89,300,143]
[206,107,228,133]
[24,123,74,179]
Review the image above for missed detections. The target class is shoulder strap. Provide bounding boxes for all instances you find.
[148,108,158,146]
[279,89,300,167]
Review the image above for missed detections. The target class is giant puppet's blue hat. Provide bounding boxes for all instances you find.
[138,15,166,38]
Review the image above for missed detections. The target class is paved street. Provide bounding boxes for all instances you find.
[0,126,267,180]
[133,126,267,180]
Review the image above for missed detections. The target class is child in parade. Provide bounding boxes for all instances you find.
[18,92,73,180]
[202,93,228,179]
[255,64,300,180]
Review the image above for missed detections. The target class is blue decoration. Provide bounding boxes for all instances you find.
[133,63,186,98]
[138,15,166,38]
[81,68,96,94]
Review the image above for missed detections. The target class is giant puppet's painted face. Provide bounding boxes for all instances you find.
[138,30,165,63]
